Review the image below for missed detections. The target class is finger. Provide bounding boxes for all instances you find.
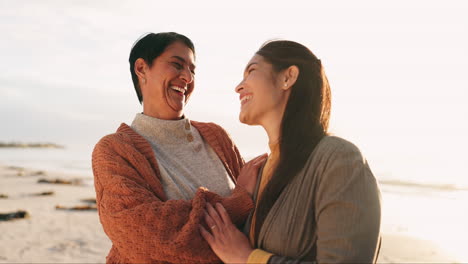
[252,153,268,163]
[207,203,224,228]
[252,158,267,168]
[246,154,266,164]
[244,156,266,170]
[253,158,267,167]
[204,210,219,235]
[199,225,214,245]
[215,203,232,226]
[253,153,268,163]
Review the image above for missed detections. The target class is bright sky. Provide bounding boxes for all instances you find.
[1,0,467,185]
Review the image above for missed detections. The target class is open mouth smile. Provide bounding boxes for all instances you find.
[240,94,252,105]
[170,85,186,96]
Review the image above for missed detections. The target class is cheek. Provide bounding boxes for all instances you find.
[255,79,279,104]
[152,66,176,82]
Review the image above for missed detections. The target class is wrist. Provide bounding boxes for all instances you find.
[246,249,274,264]
[241,248,255,263]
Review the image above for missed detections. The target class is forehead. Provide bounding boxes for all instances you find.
[247,54,266,65]
[245,54,272,72]
[161,41,195,64]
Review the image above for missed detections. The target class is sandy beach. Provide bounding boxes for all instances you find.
[0,165,111,263]
[0,164,461,263]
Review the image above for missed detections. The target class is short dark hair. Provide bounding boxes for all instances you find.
[129,32,195,104]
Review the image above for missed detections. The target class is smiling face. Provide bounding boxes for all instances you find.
[235,54,291,127]
[138,41,196,120]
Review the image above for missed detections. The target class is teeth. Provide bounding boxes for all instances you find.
[241,95,252,103]
[170,86,186,94]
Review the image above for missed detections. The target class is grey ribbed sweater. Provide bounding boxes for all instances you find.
[131,113,235,200]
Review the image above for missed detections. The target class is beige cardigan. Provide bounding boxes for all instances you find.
[245,136,382,263]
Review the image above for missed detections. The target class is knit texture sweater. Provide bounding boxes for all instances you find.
[130,113,235,200]
[92,121,253,264]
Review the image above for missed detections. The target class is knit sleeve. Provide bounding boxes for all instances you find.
[92,135,254,264]
[313,138,382,263]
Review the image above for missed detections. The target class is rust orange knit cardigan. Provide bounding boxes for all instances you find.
[92,121,254,264]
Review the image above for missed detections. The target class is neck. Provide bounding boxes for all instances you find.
[142,105,183,120]
[260,109,284,147]
[261,90,291,147]
[264,125,280,146]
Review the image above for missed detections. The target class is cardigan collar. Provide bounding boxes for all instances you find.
[115,119,235,182]
[130,113,193,146]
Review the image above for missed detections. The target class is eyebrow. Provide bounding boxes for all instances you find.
[244,62,258,73]
[171,56,196,70]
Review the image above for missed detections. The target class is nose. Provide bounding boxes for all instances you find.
[180,68,194,84]
[235,81,244,94]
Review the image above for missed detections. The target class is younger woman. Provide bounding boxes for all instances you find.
[200,40,382,263]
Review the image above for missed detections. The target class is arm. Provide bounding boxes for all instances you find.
[264,141,381,264]
[200,207,312,264]
[201,140,381,264]
[92,136,254,264]
[313,141,381,263]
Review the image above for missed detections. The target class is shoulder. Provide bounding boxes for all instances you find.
[315,136,365,161]
[305,135,371,182]
[309,136,379,200]
[93,123,139,156]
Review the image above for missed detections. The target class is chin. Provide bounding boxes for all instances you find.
[239,112,256,126]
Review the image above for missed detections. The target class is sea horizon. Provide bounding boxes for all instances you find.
[1,142,467,191]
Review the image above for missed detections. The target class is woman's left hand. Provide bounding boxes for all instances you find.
[200,203,253,264]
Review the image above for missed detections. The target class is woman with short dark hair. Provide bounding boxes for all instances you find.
[92,32,266,264]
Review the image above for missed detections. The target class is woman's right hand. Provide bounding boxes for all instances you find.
[236,154,268,196]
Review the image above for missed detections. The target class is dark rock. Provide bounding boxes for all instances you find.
[55,205,97,211]
[37,178,83,185]
[0,210,29,221]
[80,198,96,204]
[31,191,54,196]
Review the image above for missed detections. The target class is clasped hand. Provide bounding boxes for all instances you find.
[200,203,253,264]
[199,154,267,263]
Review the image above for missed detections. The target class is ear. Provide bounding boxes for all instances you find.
[282,65,299,90]
[134,58,148,88]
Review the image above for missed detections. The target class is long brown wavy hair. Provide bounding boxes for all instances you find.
[253,40,332,243]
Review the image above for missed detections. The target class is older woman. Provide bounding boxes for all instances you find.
[201,40,382,263]
[92,32,266,264]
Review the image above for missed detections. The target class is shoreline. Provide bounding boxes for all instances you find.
[0,142,64,149]
[0,164,462,263]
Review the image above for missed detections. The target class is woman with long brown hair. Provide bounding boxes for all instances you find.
[200,40,381,263]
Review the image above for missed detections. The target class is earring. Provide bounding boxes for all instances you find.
[284,83,287,87]
[142,78,146,84]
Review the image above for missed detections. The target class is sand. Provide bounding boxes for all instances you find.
[0,165,461,263]
[0,165,111,263]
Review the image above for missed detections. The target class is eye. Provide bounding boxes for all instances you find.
[248,68,255,74]
[172,62,182,69]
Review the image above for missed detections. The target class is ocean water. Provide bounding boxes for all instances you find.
[2,145,466,190]
[0,145,94,178]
